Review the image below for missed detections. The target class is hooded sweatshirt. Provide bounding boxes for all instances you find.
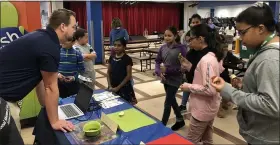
[109,28,129,46]
[184,52,224,121]
[220,42,279,144]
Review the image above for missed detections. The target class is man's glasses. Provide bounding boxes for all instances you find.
[238,26,253,36]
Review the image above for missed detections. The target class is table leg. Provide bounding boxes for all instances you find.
[140,60,143,72]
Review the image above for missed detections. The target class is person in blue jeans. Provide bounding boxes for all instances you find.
[180,92,190,111]
[179,14,202,112]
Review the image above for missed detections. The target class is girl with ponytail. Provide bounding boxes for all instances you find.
[179,24,224,144]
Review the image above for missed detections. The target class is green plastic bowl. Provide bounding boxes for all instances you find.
[83,121,101,137]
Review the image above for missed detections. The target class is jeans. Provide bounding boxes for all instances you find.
[181,91,190,106]
[162,84,183,125]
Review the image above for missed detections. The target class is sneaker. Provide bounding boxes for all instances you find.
[171,121,185,131]
[179,105,187,112]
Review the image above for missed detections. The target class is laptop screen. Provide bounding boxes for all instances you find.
[74,83,93,113]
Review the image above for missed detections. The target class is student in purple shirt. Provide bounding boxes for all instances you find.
[154,26,186,131]
[207,18,219,30]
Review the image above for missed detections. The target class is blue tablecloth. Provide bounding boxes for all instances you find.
[61,90,174,144]
[33,90,179,145]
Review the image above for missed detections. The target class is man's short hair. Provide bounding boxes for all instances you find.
[48,9,76,29]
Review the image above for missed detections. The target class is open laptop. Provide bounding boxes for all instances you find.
[58,83,93,120]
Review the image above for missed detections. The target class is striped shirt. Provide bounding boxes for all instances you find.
[58,47,85,77]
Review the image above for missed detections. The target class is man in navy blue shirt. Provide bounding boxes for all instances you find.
[0,9,77,144]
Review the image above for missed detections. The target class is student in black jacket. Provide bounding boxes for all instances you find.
[179,14,202,112]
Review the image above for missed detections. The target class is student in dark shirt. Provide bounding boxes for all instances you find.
[0,9,77,144]
[179,14,202,112]
[107,37,137,105]
[181,14,202,46]
[217,35,245,118]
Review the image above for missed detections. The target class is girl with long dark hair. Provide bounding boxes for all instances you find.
[180,24,224,144]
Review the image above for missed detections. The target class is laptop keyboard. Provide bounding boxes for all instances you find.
[60,104,80,118]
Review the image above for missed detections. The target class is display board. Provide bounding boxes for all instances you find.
[0,1,42,121]
[0,1,41,48]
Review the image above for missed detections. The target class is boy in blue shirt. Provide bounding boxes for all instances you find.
[58,37,85,98]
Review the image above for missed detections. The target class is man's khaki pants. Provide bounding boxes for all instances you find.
[7,102,21,133]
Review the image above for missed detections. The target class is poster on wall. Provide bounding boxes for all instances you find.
[41,10,48,29]
[40,1,50,29]
[0,1,41,48]
[0,2,27,48]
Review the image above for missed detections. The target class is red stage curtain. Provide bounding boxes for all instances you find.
[68,1,87,29]
[66,2,181,36]
[102,2,181,36]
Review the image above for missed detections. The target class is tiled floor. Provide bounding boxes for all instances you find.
[132,73,155,81]
[21,127,35,144]
[134,81,165,96]
[20,61,246,144]
[136,96,182,120]
[95,72,104,78]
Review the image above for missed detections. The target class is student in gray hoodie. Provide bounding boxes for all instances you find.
[211,2,279,144]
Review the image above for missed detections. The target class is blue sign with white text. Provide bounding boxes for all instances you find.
[0,27,28,48]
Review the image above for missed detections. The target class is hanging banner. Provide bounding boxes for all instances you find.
[0,1,41,48]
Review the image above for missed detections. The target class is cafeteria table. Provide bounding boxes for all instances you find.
[33,89,192,145]
[103,38,162,46]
